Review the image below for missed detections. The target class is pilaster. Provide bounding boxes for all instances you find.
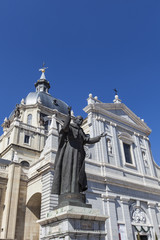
[1,163,21,239]
[148,201,160,237]
[120,197,134,240]
[40,114,59,163]
[88,113,101,162]
[144,138,156,177]
[11,120,20,145]
[110,122,121,167]
[134,134,145,175]
[102,193,119,240]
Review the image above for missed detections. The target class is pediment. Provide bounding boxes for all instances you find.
[108,109,136,124]
[84,102,151,135]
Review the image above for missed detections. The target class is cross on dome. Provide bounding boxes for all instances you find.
[39,62,48,80]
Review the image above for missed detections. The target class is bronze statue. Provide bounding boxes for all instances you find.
[52,107,107,195]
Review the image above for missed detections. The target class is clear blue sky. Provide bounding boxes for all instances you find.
[0,1,160,164]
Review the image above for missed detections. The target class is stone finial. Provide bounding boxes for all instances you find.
[87,93,101,105]
[113,94,121,103]
[21,98,25,104]
[113,89,121,103]
[3,117,10,129]
[49,114,58,134]
[71,110,74,116]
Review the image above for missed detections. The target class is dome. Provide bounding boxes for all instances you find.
[9,67,69,117]
[25,91,68,114]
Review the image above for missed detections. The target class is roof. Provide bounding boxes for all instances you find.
[0,158,11,165]
[25,91,68,114]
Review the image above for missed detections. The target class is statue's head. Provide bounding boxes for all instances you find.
[74,116,83,126]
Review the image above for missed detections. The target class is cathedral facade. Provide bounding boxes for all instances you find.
[0,68,160,240]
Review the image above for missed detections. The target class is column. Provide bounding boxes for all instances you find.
[88,112,102,164]
[102,194,119,240]
[97,119,108,176]
[41,114,59,163]
[144,137,156,177]
[98,119,108,163]
[11,121,19,145]
[1,163,21,239]
[110,122,121,167]
[134,134,146,175]
[120,197,134,240]
[148,202,160,238]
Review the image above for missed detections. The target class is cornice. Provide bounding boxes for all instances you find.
[147,201,157,208]
[87,171,160,196]
[27,162,54,182]
[83,103,151,136]
[104,174,160,195]
[0,143,41,158]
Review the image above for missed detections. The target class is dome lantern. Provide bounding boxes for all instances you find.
[34,63,50,93]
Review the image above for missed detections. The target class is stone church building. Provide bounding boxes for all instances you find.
[0,67,160,240]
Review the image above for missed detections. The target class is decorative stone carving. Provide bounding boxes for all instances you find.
[104,122,109,132]
[39,116,45,126]
[142,151,148,166]
[139,137,143,146]
[96,115,106,122]
[3,118,10,128]
[107,139,112,154]
[113,94,121,103]
[14,104,21,118]
[37,96,42,104]
[84,146,91,159]
[21,98,25,104]
[132,208,146,224]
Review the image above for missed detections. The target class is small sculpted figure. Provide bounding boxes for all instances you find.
[39,116,45,126]
[52,107,107,195]
[107,139,112,154]
[14,104,20,118]
[4,118,10,128]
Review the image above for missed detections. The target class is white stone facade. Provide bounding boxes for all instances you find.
[0,72,159,240]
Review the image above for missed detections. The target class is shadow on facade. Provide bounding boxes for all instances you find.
[23,192,41,240]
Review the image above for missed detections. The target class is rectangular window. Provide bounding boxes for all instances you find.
[24,135,30,144]
[123,143,132,164]
[137,235,148,240]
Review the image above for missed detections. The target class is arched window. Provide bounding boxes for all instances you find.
[20,161,30,167]
[27,114,32,125]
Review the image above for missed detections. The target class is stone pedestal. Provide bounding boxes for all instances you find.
[58,193,92,208]
[38,205,108,240]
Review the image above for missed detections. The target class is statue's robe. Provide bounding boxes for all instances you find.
[51,115,100,195]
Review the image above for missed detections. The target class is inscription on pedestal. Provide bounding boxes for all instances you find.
[39,206,108,240]
[50,225,60,234]
[81,220,93,230]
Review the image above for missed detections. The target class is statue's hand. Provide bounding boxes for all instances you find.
[68,106,72,115]
[100,132,107,138]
